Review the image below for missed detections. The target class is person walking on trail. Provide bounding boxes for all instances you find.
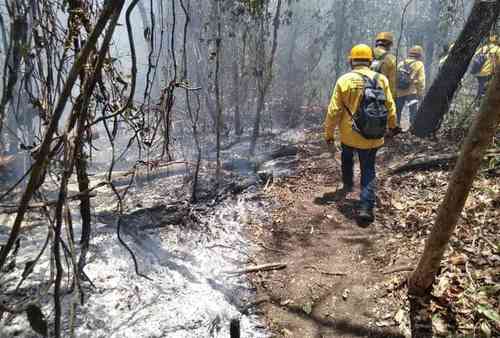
[395,45,426,128]
[372,32,397,99]
[324,44,397,224]
[470,35,500,99]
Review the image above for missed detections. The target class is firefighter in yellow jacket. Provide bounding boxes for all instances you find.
[472,35,500,98]
[324,44,397,224]
[372,32,397,98]
[396,45,426,128]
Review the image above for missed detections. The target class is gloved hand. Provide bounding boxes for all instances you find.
[326,139,337,154]
[386,127,402,138]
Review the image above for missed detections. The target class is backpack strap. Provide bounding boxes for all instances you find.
[401,60,418,79]
[342,71,379,118]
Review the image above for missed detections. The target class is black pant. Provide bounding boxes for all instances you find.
[341,144,378,209]
[477,76,491,99]
[396,95,418,127]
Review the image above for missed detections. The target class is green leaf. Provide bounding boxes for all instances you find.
[476,304,500,324]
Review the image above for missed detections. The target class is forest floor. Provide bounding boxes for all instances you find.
[248,128,500,338]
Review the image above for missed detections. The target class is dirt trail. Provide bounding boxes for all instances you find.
[248,130,410,338]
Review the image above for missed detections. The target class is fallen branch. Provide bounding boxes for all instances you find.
[258,242,287,254]
[383,265,414,275]
[224,262,287,275]
[388,154,458,175]
[304,265,347,276]
[0,182,105,214]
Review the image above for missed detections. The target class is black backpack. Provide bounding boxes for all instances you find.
[347,72,389,140]
[470,51,487,75]
[397,60,416,90]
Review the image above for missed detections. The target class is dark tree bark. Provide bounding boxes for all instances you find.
[409,63,500,296]
[413,0,500,137]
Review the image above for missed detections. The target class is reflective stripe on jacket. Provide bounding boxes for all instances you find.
[475,43,500,78]
[374,46,397,99]
[397,58,426,98]
[324,66,397,150]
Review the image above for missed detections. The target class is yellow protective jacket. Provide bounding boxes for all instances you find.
[373,46,397,99]
[324,66,397,150]
[397,58,426,98]
[474,43,500,78]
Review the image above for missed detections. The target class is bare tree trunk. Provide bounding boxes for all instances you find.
[249,20,266,156]
[423,0,441,81]
[334,0,347,81]
[209,0,223,184]
[232,28,247,136]
[409,65,500,296]
[249,0,282,155]
[0,5,28,154]
[76,152,91,274]
[413,0,500,137]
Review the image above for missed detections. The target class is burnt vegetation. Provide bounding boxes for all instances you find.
[0,0,499,337]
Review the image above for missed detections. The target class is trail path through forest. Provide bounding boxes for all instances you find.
[248,128,499,338]
[249,130,406,338]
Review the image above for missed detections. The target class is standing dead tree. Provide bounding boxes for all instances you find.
[409,57,500,295]
[412,0,500,137]
[0,1,29,154]
[0,2,128,336]
[249,0,282,155]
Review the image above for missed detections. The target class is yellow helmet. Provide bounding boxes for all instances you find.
[375,32,394,44]
[350,44,373,61]
[409,45,424,58]
[489,35,497,44]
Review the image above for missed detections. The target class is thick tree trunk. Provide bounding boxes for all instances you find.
[413,0,500,137]
[409,64,500,296]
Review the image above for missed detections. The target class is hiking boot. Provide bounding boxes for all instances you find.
[357,206,374,226]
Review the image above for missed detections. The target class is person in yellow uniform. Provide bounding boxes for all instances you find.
[396,45,426,128]
[372,32,397,98]
[324,44,397,224]
[472,35,500,99]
